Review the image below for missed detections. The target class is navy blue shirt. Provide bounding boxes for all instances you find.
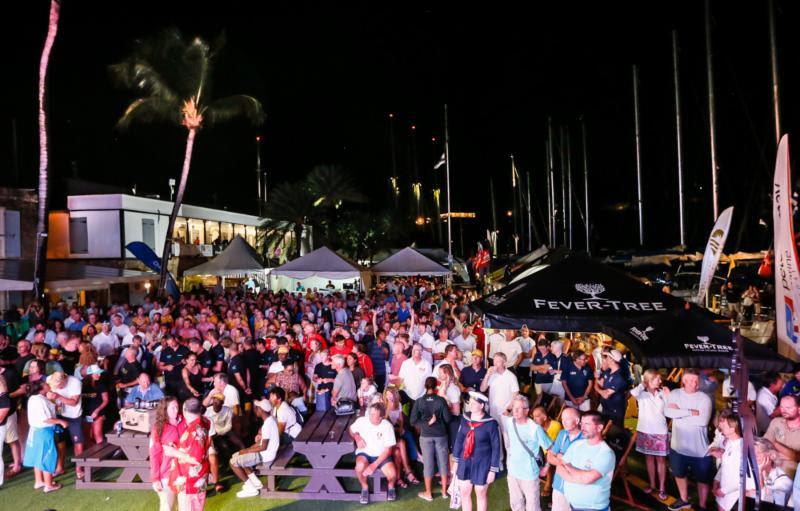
[209,344,226,373]
[161,345,190,382]
[459,365,487,391]
[599,368,628,417]
[532,351,556,384]
[366,340,388,376]
[564,363,594,400]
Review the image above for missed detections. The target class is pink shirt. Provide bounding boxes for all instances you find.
[150,418,185,482]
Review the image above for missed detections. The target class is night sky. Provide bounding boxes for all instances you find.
[3,1,799,255]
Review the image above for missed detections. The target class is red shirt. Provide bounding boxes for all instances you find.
[168,416,211,494]
[150,417,185,482]
[356,352,374,378]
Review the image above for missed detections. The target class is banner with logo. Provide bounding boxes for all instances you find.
[696,206,734,305]
[126,242,180,299]
[773,135,800,361]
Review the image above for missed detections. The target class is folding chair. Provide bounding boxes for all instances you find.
[603,423,649,511]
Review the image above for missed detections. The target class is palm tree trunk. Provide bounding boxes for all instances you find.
[293,223,303,259]
[158,128,197,295]
[33,0,61,299]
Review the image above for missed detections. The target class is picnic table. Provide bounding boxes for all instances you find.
[73,430,151,490]
[258,409,388,501]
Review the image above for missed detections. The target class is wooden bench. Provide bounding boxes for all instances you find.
[258,410,387,501]
[73,431,152,490]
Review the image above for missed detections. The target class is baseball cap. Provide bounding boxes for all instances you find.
[277,346,290,354]
[468,391,489,404]
[253,399,273,413]
[471,349,483,358]
[608,349,623,362]
[85,365,105,376]
[46,371,66,388]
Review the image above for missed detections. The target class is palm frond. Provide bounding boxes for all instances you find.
[109,60,178,102]
[306,165,367,205]
[116,97,182,130]
[205,95,265,126]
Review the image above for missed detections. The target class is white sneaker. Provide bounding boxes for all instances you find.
[248,475,264,490]
[236,486,260,498]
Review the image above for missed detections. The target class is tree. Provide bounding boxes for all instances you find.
[260,165,365,259]
[33,0,62,300]
[110,29,264,295]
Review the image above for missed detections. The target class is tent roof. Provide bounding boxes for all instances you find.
[184,236,265,277]
[471,256,792,371]
[371,247,450,276]
[271,246,366,280]
[0,260,157,293]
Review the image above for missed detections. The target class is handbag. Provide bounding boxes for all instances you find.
[512,419,545,468]
[334,398,356,416]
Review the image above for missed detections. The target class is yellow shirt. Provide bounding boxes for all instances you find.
[544,419,562,452]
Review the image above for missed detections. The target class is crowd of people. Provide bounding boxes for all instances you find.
[0,276,798,511]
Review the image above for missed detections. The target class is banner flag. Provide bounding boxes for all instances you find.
[434,152,446,170]
[696,206,734,304]
[126,242,180,299]
[773,135,800,361]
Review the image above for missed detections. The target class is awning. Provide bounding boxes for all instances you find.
[0,260,157,293]
[370,247,450,276]
[471,256,792,372]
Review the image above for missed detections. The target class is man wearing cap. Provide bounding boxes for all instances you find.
[460,350,487,392]
[480,352,519,423]
[124,373,164,408]
[46,371,85,477]
[230,398,280,498]
[595,349,628,427]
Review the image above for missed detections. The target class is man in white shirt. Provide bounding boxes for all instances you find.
[110,313,130,345]
[481,351,520,468]
[269,387,301,443]
[664,369,713,511]
[756,372,784,435]
[512,325,534,387]
[46,371,85,477]
[231,399,280,498]
[415,324,435,365]
[203,373,241,415]
[397,343,433,401]
[453,325,477,354]
[432,328,453,362]
[92,322,118,358]
[350,402,398,504]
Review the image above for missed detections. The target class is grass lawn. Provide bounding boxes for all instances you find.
[1,460,670,511]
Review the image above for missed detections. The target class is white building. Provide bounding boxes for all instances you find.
[48,194,264,261]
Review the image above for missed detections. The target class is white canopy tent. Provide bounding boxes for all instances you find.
[370,247,450,277]
[270,246,371,292]
[184,236,265,278]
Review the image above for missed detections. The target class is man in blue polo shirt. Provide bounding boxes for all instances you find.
[547,407,583,511]
[531,337,556,395]
[595,349,628,427]
[562,350,594,412]
[557,411,616,511]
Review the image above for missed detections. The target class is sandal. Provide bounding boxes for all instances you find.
[44,484,62,493]
[418,492,433,502]
[658,490,668,501]
[397,478,408,489]
[405,472,420,485]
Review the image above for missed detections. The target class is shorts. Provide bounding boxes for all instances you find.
[229,451,263,469]
[668,451,713,483]
[356,453,393,469]
[5,412,19,443]
[57,416,84,445]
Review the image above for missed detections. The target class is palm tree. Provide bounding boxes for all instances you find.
[32,0,61,300]
[260,165,365,259]
[111,29,264,295]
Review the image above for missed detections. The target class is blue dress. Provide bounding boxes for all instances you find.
[452,412,501,485]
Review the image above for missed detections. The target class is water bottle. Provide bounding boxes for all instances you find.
[136,398,142,410]
[115,420,124,437]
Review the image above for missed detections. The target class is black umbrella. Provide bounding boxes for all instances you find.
[471,257,792,371]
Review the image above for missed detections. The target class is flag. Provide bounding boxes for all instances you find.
[774,135,800,359]
[511,157,517,188]
[434,152,446,170]
[126,242,180,299]
[696,206,733,304]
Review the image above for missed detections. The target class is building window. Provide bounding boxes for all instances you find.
[245,225,257,248]
[173,217,188,243]
[2,209,21,258]
[220,223,233,242]
[188,219,205,245]
[69,217,89,254]
[205,220,220,245]
[233,224,246,241]
[142,218,156,250]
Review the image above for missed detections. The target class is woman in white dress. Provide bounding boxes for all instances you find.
[630,369,669,500]
[23,380,67,492]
